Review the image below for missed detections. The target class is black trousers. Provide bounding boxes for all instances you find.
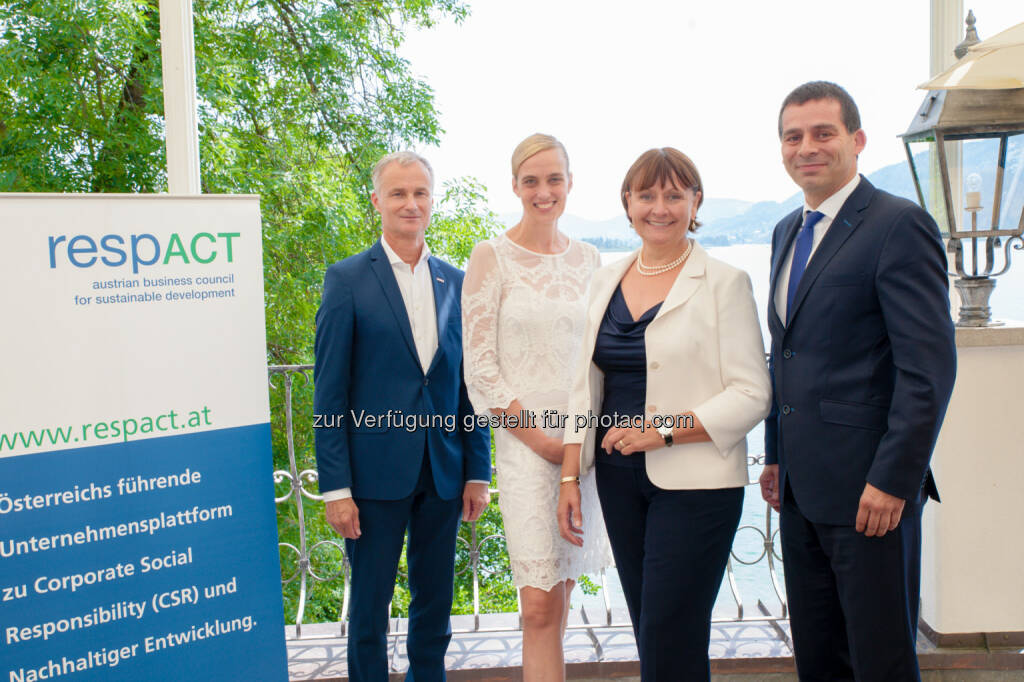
[596,460,743,681]
[781,481,924,682]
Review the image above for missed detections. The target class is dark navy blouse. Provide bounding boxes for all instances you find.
[593,284,662,468]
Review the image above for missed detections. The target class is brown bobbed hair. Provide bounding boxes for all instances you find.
[620,148,703,231]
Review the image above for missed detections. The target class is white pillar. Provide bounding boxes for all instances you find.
[929,0,964,76]
[929,1,964,319]
[920,5,1024,647]
[159,0,201,194]
[928,0,964,218]
[922,326,1024,644]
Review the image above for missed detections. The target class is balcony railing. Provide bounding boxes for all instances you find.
[270,364,788,643]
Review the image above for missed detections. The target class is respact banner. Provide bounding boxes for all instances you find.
[0,195,287,681]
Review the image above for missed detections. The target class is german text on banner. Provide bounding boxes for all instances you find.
[0,195,287,681]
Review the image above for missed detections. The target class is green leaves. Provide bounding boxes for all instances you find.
[429,177,501,267]
[0,0,165,192]
[2,0,505,622]
[0,0,493,361]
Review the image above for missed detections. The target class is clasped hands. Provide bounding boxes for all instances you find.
[325,481,491,539]
[758,464,906,537]
[600,421,666,456]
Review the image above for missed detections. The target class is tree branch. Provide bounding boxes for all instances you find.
[268,0,318,95]
[90,2,159,191]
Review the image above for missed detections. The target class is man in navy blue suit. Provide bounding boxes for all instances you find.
[760,82,956,680]
[314,151,491,682]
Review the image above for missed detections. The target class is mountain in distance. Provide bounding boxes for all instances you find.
[696,197,757,222]
[548,139,1021,249]
[496,212,634,250]
[498,197,755,250]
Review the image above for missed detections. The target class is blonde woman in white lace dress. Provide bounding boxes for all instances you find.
[462,134,612,681]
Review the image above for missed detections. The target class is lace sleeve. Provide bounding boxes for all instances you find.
[461,241,517,413]
[582,241,601,278]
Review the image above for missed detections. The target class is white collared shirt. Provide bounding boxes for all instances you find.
[774,174,861,323]
[379,235,438,372]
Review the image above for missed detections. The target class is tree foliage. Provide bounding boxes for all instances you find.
[1,0,509,623]
[0,0,498,365]
[0,1,165,191]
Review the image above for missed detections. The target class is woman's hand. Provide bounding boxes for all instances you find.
[531,434,565,464]
[600,421,665,455]
[557,481,584,546]
[493,399,563,464]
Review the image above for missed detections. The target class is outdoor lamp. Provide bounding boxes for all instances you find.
[900,15,1024,327]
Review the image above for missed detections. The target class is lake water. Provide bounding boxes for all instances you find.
[573,243,1024,620]
[601,242,1024,330]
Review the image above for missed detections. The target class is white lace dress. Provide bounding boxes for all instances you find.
[462,233,612,591]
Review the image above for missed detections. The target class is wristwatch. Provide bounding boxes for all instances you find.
[656,424,673,447]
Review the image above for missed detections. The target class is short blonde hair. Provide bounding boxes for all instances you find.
[372,151,434,194]
[510,133,569,178]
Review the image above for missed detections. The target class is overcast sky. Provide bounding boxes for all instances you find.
[400,1,1022,221]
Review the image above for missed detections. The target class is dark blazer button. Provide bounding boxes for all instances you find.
[783,349,793,359]
[781,404,791,415]
[424,378,430,386]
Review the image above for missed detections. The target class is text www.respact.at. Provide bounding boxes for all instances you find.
[0,406,213,452]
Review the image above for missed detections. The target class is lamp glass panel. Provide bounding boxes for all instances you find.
[958,137,1024,232]
[905,140,947,234]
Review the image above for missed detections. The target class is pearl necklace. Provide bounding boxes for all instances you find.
[635,239,693,277]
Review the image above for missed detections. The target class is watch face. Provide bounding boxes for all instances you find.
[657,425,672,437]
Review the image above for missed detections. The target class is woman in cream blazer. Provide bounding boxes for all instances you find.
[557,148,771,681]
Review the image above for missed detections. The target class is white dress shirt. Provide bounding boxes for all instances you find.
[380,235,439,372]
[323,237,486,502]
[774,174,861,323]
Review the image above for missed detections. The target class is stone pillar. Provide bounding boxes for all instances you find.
[920,324,1024,647]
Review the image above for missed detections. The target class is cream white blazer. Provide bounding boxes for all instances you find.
[564,241,771,489]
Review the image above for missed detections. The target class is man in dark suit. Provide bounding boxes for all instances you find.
[759,81,956,680]
[314,151,491,682]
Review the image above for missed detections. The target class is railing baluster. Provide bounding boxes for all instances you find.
[270,363,787,641]
[471,520,480,632]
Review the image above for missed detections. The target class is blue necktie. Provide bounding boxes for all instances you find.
[786,210,825,323]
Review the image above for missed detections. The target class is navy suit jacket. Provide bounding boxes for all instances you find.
[765,177,956,525]
[313,240,491,501]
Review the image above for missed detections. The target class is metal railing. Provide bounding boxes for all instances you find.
[270,364,788,645]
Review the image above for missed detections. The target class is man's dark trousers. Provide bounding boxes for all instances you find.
[345,455,461,682]
[781,481,924,681]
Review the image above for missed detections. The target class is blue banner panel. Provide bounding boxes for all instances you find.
[0,425,287,681]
